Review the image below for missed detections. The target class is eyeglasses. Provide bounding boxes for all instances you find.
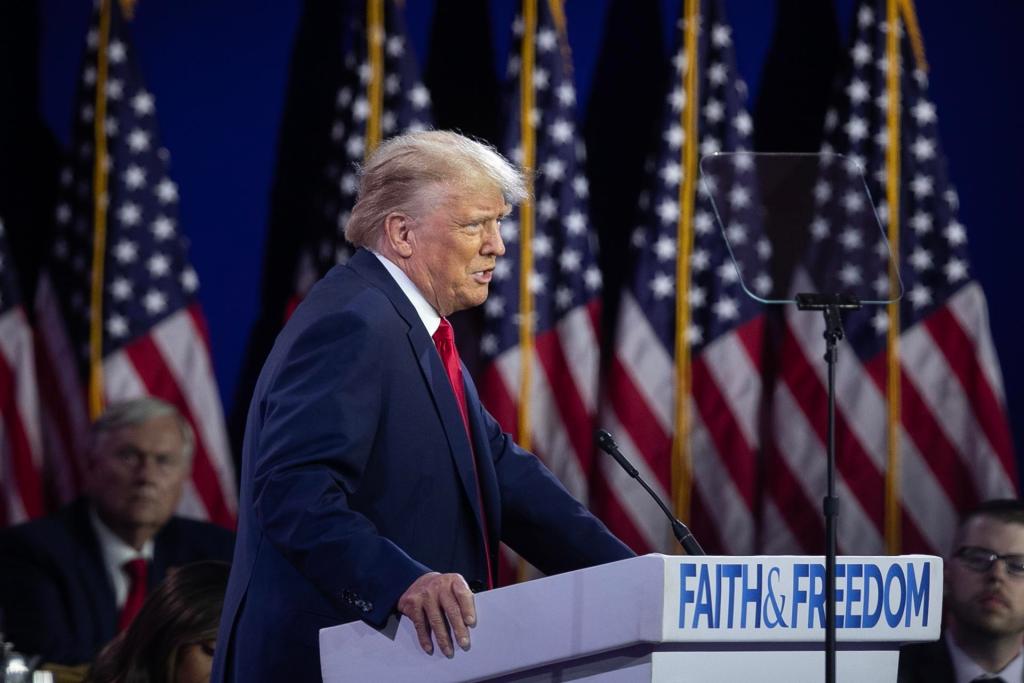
[955,546,1024,577]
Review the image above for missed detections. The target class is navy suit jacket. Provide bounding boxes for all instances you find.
[0,498,235,664]
[213,249,633,682]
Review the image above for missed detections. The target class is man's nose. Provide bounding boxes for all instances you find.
[483,221,505,256]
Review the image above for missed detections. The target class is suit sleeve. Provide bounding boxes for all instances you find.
[479,405,634,575]
[251,306,429,626]
[0,531,85,664]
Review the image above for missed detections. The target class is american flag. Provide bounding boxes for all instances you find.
[479,0,602,576]
[291,0,432,308]
[34,0,236,526]
[764,0,1017,555]
[595,0,767,555]
[0,216,45,526]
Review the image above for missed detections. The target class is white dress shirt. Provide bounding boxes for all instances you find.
[947,630,1024,683]
[372,250,441,336]
[89,507,155,609]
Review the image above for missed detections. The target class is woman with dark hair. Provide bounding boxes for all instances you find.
[86,561,229,683]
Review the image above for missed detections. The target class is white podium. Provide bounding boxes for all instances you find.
[320,554,941,682]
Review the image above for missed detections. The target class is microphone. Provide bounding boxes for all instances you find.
[595,429,705,556]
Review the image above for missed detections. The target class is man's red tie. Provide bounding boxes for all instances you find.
[432,318,494,589]
[117,558,148,631]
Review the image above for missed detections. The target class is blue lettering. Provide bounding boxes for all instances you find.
[807,563,826,628]
[884,564,906,628]
[862,564,883,628]
[843,563,863,628]
[693,564,715,628]
[904,563,930,628]
[835,564,845,628]
[741,563,762,628]
[791,563,809,627]
[721,564,742,628]
[679,564,697,628]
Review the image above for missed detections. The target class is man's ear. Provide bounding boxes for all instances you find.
[382,212,414,258]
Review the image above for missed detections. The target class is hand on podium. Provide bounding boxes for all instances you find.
[397,572,477,658]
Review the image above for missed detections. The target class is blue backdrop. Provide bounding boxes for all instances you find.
[29,0,1024,467]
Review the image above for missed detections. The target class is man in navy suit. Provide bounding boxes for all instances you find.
[0,397,234,665]
[213,130,634,682]
[899,499,1024,683]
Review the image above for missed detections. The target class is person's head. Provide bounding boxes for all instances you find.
[86,397,194,549]
[946,499,1024,641]
[345,130,528,316]
[86,561,229,683]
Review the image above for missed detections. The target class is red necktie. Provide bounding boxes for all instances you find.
[117,558,148,631]
[433,318,494,588]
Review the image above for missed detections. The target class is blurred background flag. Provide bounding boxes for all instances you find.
[33,0,236,527]
[764,0,1017,556]
[230,0,433,450]
[594,0,768,555]
[481,0,603,581]
[0,215,45,526]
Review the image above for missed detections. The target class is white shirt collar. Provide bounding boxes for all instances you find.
[89,505,155,608]
[947,630,1024,683]
[371,250,441,336]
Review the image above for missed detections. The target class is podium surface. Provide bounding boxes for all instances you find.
[320,554,941,682]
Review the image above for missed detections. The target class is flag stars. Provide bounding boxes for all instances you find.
[385,36,405,57]
[711,24,732,47]
[143,289,168,315]
[408,84,431,109]
[111,277,132,301]
[556,83,576,107]
[106,79,124,100]
[108,40,126,63]
[584,266,601,290]
[912,100,937,125]
[352,97,370,121]
[842,191,865,213]
[147,253,171,277]
[912,136,935,161]
[542,157,566,180]
[151,216,175,240]
[910,174,933,198]
[657,198,679,224]
[729,186,750,209]
[650,272,674,299]
[528,271,546,293]
[500,219,519,243]
[707,63,728,86]
[694,211,715,234]
[838,264,862,286]
[572,176,589,197]
[484,296,505,318]
[123,165,146,189]
[536,28,557,52]
[114,240,138,264]
[665,124,684,149]
[533,68,550,91]
[753,273,772,295]
[718,261,740,284]
[559,249,581,272]
[686,324,703,346]
[117,202,141,227]
[661,162,682,187]
[852,41,871,66]
[733,111,752,136]
[106,314,128,338]
[713,297,739,321]
[691,249,710,271]
[181,267,199,293]
[908,284,932,309]
[840,228,863,250]
[537,196,557,220]
[653,236,676,261]
[669,87,685,112]
[910,211,932,234]
[564,211,585,235]
[480,334,498,356]
[871,310,889,333]
[909,247,933,271]
[532,234,553,257]
[555,287,574,310]
[846,79,869,104]
[700,137,721,156]
[346,135,365,159]
[845,116,868,142]
[814,181,832,203]
[725,222,747,245]
[944,221,967,246]
[127,129,151,153]
[703,99,724,122]
[549,118,573,144]
[156,179,179,204]
[945,258,968,282]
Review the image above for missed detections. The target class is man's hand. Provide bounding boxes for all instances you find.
[397,572,477,657]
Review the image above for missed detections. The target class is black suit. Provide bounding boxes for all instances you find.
[898,638,956,683]
[0,498,234,664]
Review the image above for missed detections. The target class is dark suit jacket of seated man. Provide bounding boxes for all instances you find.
[0,397,235,665]
[212,131,635,683]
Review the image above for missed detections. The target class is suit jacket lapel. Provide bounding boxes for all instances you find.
[67,500,119,639]
[348,250,491,543]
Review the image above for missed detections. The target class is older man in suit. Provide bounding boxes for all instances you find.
[213,130,633,682]
[0,397,234,665]
[899,499,1024,683]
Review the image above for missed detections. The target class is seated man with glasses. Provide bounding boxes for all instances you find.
[899,498,1024,683]
[0,397,235,667]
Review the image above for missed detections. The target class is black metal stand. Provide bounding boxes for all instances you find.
[795,292,861,683]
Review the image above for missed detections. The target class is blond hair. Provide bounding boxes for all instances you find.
[345,130,528,248]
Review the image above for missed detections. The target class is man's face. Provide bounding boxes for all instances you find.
[405,181,508,317]
[87,413,191,543]
[947,516,1024,638]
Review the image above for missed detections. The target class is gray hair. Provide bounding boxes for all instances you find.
[344,130,528,248]
[91,397,195,460]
